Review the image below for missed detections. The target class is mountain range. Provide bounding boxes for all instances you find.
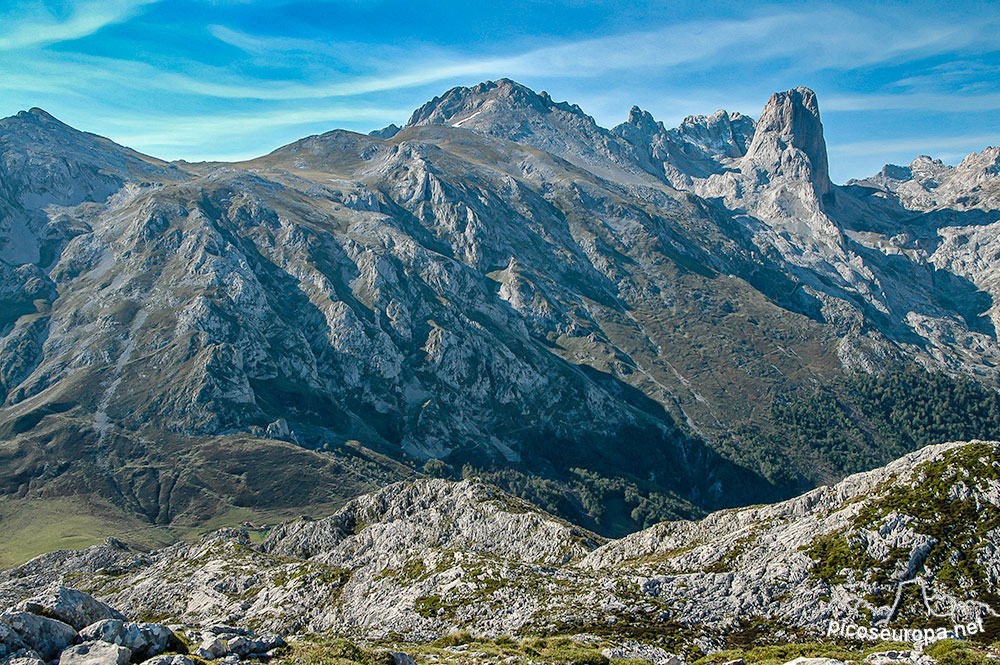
[1,79,1000,558]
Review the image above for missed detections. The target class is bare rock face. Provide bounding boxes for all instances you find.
[0,108,180,265]
[674,109,756,159]
[78,619,125,644]
[406,78,645,181]
[260,478,601,565]
[852,147,1000,212]
[743,87,832,197]
[140,657,195,665]
[5,650,46,665]
[0,620,28,658]
[612,107,755,185]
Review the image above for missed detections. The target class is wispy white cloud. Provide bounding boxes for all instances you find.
[3,0,998,178]
[101,105,409,148]
[824,92,1000,113]
[829,134,1000,159]
[890,61,1000,92]
[7,3,998,117]
[208,24,340,55]
[189,5,1000,101]
[0,0,160,50]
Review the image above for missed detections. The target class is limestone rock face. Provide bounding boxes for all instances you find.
[406,78,646,181]
[118,622,176,660]
[5,650,47,665]
[260,478,601,565]
[194,635,228,660]
[18,586,125,630]
[79,619,125,645]
[140,657,195,665]
[743,87,832,196]
[852,147,1000,211]
[0,620,28,658]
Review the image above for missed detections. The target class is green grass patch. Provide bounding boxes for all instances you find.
[0,496,174,569]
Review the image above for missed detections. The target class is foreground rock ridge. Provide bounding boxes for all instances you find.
[1,78,1000,546]
[1,440,998,656]
[0,583,284,664]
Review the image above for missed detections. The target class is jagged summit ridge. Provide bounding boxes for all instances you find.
[674,109,756,159]
[405,78,588,128]
[852,145,1000,211]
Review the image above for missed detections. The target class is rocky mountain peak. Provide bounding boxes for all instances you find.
[405,78,587,130]
[851,146,1000,212]
[624,106,663,133]
[20,107,60,123]
[744,86,832,195]
[3,108,75,140]
[877,163,912,181]
[957,145,1000,175]
[403,78,645,181]
[369,123,401,140]
[673,109,756,158]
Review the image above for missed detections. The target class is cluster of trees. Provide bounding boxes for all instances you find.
[422,457,693,536]
[422,366,1000,535]
[740,366,1000,485]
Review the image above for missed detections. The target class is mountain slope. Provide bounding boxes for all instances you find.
[1,81,1000,545]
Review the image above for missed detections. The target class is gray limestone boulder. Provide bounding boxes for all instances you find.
[58,640,131,665]
[194,635,228,660]
[376,650,418,665]
[5,648,47,665]
[140,657,196,665]
[0,620,29,658]
[18,587,124,630]
[226,635,252,658]
[602,642,683,665]
[121,622,176,659]
[79,619,125,645]
[0,611,78,661]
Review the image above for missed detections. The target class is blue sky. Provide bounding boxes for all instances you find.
[1,0,998,182]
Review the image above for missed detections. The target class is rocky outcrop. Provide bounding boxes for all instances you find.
[1,441,996,654]
[260,478,601,565]
[612,107,756,186]
[0,621,28,659]
[851,147,1000,211]
[57,641,131,665]
[0,585,281,664]
[0,611,77,661]
[743,86,832,197]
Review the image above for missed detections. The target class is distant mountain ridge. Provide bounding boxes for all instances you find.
[1,79,999,553]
